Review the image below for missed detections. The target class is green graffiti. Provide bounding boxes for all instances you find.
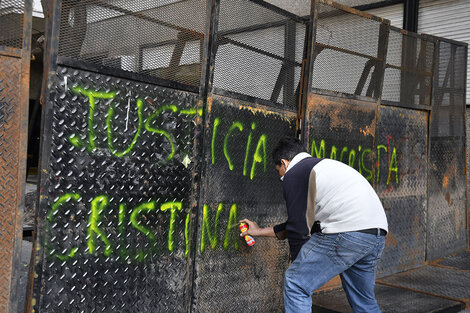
[211,117,221,164]
[376,145,387,184]
[185,211,190,258]
[118,204,127,259]
[387,147,399,185]
[330,145,337,160]
[243,123,256,176]
[348,149,356,168]
[224,121,244,171]
[361,148,373,181]
[160,201,183,252]
[180,107,203,116]
[47,193,81,261]
[250,134,267,180]
[71,87,116,152]
[340,147,349,163]
[200,203,223,252]
[87,196,113,257]
[68,134,84,148]
[311,138,398,185]
[107,98,143,157]
[311,139,326,158]
[223,203,238,251]
[130,201,157,262]
[145,105,178,161]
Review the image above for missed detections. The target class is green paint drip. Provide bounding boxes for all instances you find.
[145,105,178,161]
[376,145,387,184]
[71,87,116,152]
[47,193,81,261]
[88,196,112,257]
[211,118,220,165]
[311,139,326,158]
[130,201,157,262]
[107,98,143,157]
[185,211,190,259]
[243,123,255,176]
[200,203,223,253]
[160,202,183,252]
[223,204,238,251]
[387,147,399,185]
[250,134,267,180]
[361,148,372,181]
[224,122,244,171]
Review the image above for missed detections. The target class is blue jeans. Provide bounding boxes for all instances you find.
[284,231,386,313]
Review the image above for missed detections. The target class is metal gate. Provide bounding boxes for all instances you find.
[0,1,31,312]
[22,0,467,312]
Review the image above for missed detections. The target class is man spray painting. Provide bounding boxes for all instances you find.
[241,137,388,313]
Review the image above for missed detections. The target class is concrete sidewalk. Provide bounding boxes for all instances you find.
[312,250,470,313]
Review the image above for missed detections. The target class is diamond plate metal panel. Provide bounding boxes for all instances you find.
[304,93,377,177]
[427,136,467,260]
[0,54,22,313]
[375,106,427,275]
[193,95,296,313]
[33,66,199,312]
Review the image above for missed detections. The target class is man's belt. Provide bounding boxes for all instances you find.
[357,228,387,236]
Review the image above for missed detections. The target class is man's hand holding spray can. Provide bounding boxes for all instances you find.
[239,222,256,246]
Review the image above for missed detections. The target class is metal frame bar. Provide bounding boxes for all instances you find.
[7,1,33,312]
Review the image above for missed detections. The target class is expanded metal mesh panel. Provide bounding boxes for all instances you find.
[0,0,24,49]
[427,40,467,261]
[58,0,207,87]
[193,95,295,312]
[375,106,427,275]
[381,28,434,106]
[431,40,466,137]
[0,55,22,313]
[311,2,384,98]
[213,0,308,109]
[33,67,199,312]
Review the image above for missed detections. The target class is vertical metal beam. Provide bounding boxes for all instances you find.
[190,0,220,311]
[25,0,61,312]
[300,0,316,140]
[403,0,419,32]
[368,20,390,99]
[284,20,296,106]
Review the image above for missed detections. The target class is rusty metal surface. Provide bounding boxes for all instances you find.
[304,93,377,172]
[32,66,199,312]
[303,94,428,276]
[192,95,296,312]
[0,53,22,313]
[375,106,427,275]
[0,0,31,311]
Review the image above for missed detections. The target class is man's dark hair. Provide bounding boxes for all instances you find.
[272,137,307,165]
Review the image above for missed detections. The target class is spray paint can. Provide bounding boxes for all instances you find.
[239,222,255,246]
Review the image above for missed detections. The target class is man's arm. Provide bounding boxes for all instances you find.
[239,219,289,239]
